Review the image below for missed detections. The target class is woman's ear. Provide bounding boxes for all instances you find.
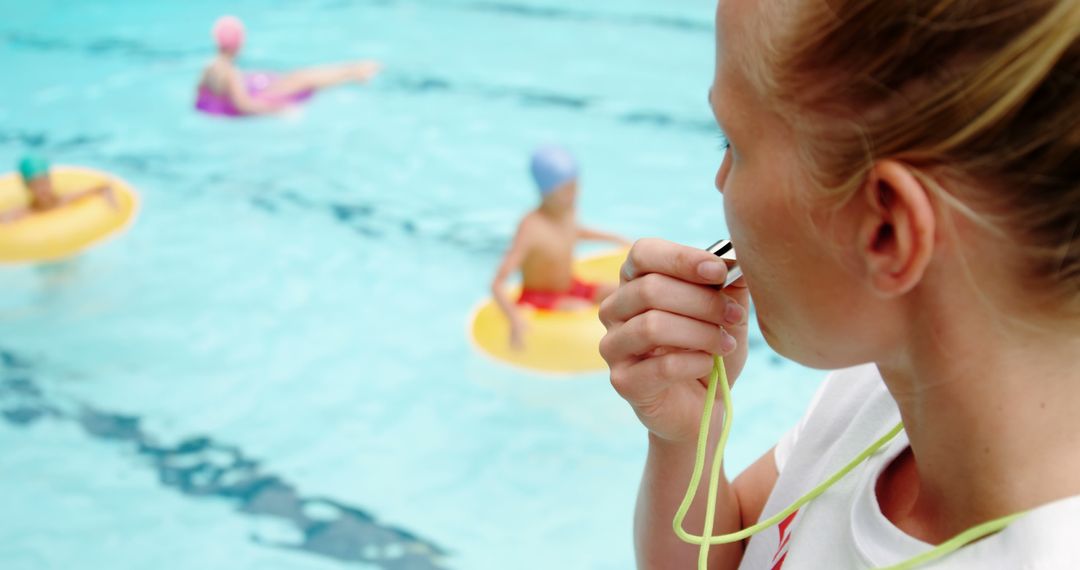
[855,161,936,297]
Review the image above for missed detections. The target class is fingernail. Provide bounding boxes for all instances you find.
[697,260,726,281]
[723,302,744,325]
[719,328,737,353]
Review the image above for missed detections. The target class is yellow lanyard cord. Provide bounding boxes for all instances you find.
[673,356,1026,569]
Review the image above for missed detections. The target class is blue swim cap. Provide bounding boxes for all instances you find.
[18,155,50,182]
[530,145,578,196]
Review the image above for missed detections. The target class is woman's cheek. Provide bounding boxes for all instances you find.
[722,179,750,243]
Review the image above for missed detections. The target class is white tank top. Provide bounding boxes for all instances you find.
[739,364,1080,569]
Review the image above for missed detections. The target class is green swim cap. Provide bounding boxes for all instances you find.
[18,155,50,182]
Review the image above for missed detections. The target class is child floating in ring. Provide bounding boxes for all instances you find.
[0,156,117,223]
[491,146,630,350]
[195,15,382,117]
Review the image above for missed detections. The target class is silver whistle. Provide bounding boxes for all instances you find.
[706,239,742,288]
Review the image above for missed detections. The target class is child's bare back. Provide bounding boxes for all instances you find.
[200,56,236,96]
[518,209,577,292]
[491,146,629,349]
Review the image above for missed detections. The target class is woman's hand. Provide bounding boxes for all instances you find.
[599,238,750,443]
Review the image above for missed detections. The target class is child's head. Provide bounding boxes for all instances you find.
[18,155,54,206]
[710,0,1079,365]
[530,145,579,211]
[212,15,245,56]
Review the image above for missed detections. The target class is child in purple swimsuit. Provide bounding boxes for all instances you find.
[195,15,382,117]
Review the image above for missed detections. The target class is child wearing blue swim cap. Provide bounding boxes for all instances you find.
[0,155,117,223]
[490,145,631,349]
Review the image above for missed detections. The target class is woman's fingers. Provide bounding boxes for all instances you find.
[609,350,717,407]
[599,272,745,329]
[599,309,736,363]
[620,238,731,286]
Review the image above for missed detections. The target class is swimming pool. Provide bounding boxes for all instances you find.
[0,1,824,568]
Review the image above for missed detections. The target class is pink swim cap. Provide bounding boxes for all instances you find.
[212,15,245,53]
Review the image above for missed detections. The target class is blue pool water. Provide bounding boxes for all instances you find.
[0,1,824,568]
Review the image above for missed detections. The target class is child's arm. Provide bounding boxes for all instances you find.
[577,225,632,247]
[58,182,114,207]
[492,221,533,350]
[0,206,30,224]
[0,182,115,222]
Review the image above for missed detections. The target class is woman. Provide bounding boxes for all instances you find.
[600,0,1080,567]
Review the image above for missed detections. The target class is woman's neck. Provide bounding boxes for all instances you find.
[877,292,1080,542]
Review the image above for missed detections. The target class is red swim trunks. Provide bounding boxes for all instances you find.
[517,277,598,310]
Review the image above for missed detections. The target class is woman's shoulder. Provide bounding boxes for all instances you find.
[956,494,1080,567]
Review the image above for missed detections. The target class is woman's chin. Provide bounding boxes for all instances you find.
[757,317,837,371]
[758,318,785,357]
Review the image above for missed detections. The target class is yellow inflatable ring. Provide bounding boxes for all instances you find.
[0,166,138,264]
[469,249,626,374]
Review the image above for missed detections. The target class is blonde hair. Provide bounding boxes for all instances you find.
[755,0,1080,310]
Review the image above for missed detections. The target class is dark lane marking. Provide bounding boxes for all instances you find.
[251,0,711,34]
[5,32,203,62]
[0,130,111,151]
[383,74,715,133]
[464,1,711,33]
[247,189,508,257]
[0,349,450,569]
[5,25,714,136]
